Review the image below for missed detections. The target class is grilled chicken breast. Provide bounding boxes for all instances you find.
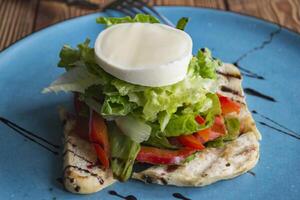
[60,63,260,192]
[132,63,261,186]
[59,109,116,194]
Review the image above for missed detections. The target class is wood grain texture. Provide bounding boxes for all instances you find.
[34,0,225,31]
[228,0,300,32]
[1,0,300,51]
[34,0,103,31]
[0,0,39,50]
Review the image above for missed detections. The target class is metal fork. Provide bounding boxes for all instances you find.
[103,0,174,27]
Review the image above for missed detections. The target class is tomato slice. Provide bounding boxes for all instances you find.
[89,111,110,168]
[217,94,241,115]
[211,116,226,135]
[195,115,205,125]
[194,128,210,143]
[177,134,205,150]
[136,146,196,165]
[195,116,226,144]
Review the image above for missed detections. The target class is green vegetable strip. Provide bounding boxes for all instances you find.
[176,17,189,31]
[108,122,141,181]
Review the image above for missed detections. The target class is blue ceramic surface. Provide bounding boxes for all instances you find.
[0,7,299,200]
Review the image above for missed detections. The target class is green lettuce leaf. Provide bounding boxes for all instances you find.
[96,14,160,26]
[101,95,137,117]
[115,115,152,143]
[188,48,222,79]
[206,117,240,148]
[108,122,140,181]
[206,136,224,148]
[143,124,177,149]
[42,66,102,93]
[142,76,218,122]
[224,117,240,141]
[164,93,221,136]
[176,17,189,31]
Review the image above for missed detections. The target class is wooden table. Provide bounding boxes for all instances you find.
[0,0,299,51]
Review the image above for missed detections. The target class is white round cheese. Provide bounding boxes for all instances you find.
[94,23,193,87]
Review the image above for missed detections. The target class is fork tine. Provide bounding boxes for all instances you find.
[129,1,150,14]
[117,6,137,18]
[103,0,174,27]
[136,0,174,26]
[121,1,140,16]
[128,0,174,26]
[104,0,136,18]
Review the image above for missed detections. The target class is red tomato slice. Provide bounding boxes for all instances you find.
[195,115,205,125]
[217,94,241,115]
[89,111,110,168]
[177,134,205,150]
[211,116,226,135]
[194,128,211,143]
[195,116,226,144]
[136,146,196,165]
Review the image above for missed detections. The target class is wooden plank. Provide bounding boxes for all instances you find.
[0,0,39,51]
[34,0,104,31]
[151,0,225,8]
[227,0,300,32]
[35,0,225,31]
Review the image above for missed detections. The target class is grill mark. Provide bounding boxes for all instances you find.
[235,99,246,105]
[235,146,257,157]
[166,165,180,173]
[159,178,168,185]
[74,185,81,192]
[64,165,104,184]
[217,71,242,79]
[201,150,225,176]
[220,86,243,97]
[63,149,94,164]
[141,174,153,184]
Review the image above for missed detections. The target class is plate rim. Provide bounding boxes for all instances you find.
[0,6,299,55]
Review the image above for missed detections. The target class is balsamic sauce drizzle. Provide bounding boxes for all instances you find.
[252,111,300,140]
[62,149,94,164]
[234,63,265,80]
[259,121,300,140]
[108,190,137,200]
[232,26,281,80]
[0,117,60,155]
[173,193,191,200]
[252,110,300,137]
[247,171,256,177]
[244,88,276,102]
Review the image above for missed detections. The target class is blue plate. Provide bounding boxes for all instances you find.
[0,7,299,200]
